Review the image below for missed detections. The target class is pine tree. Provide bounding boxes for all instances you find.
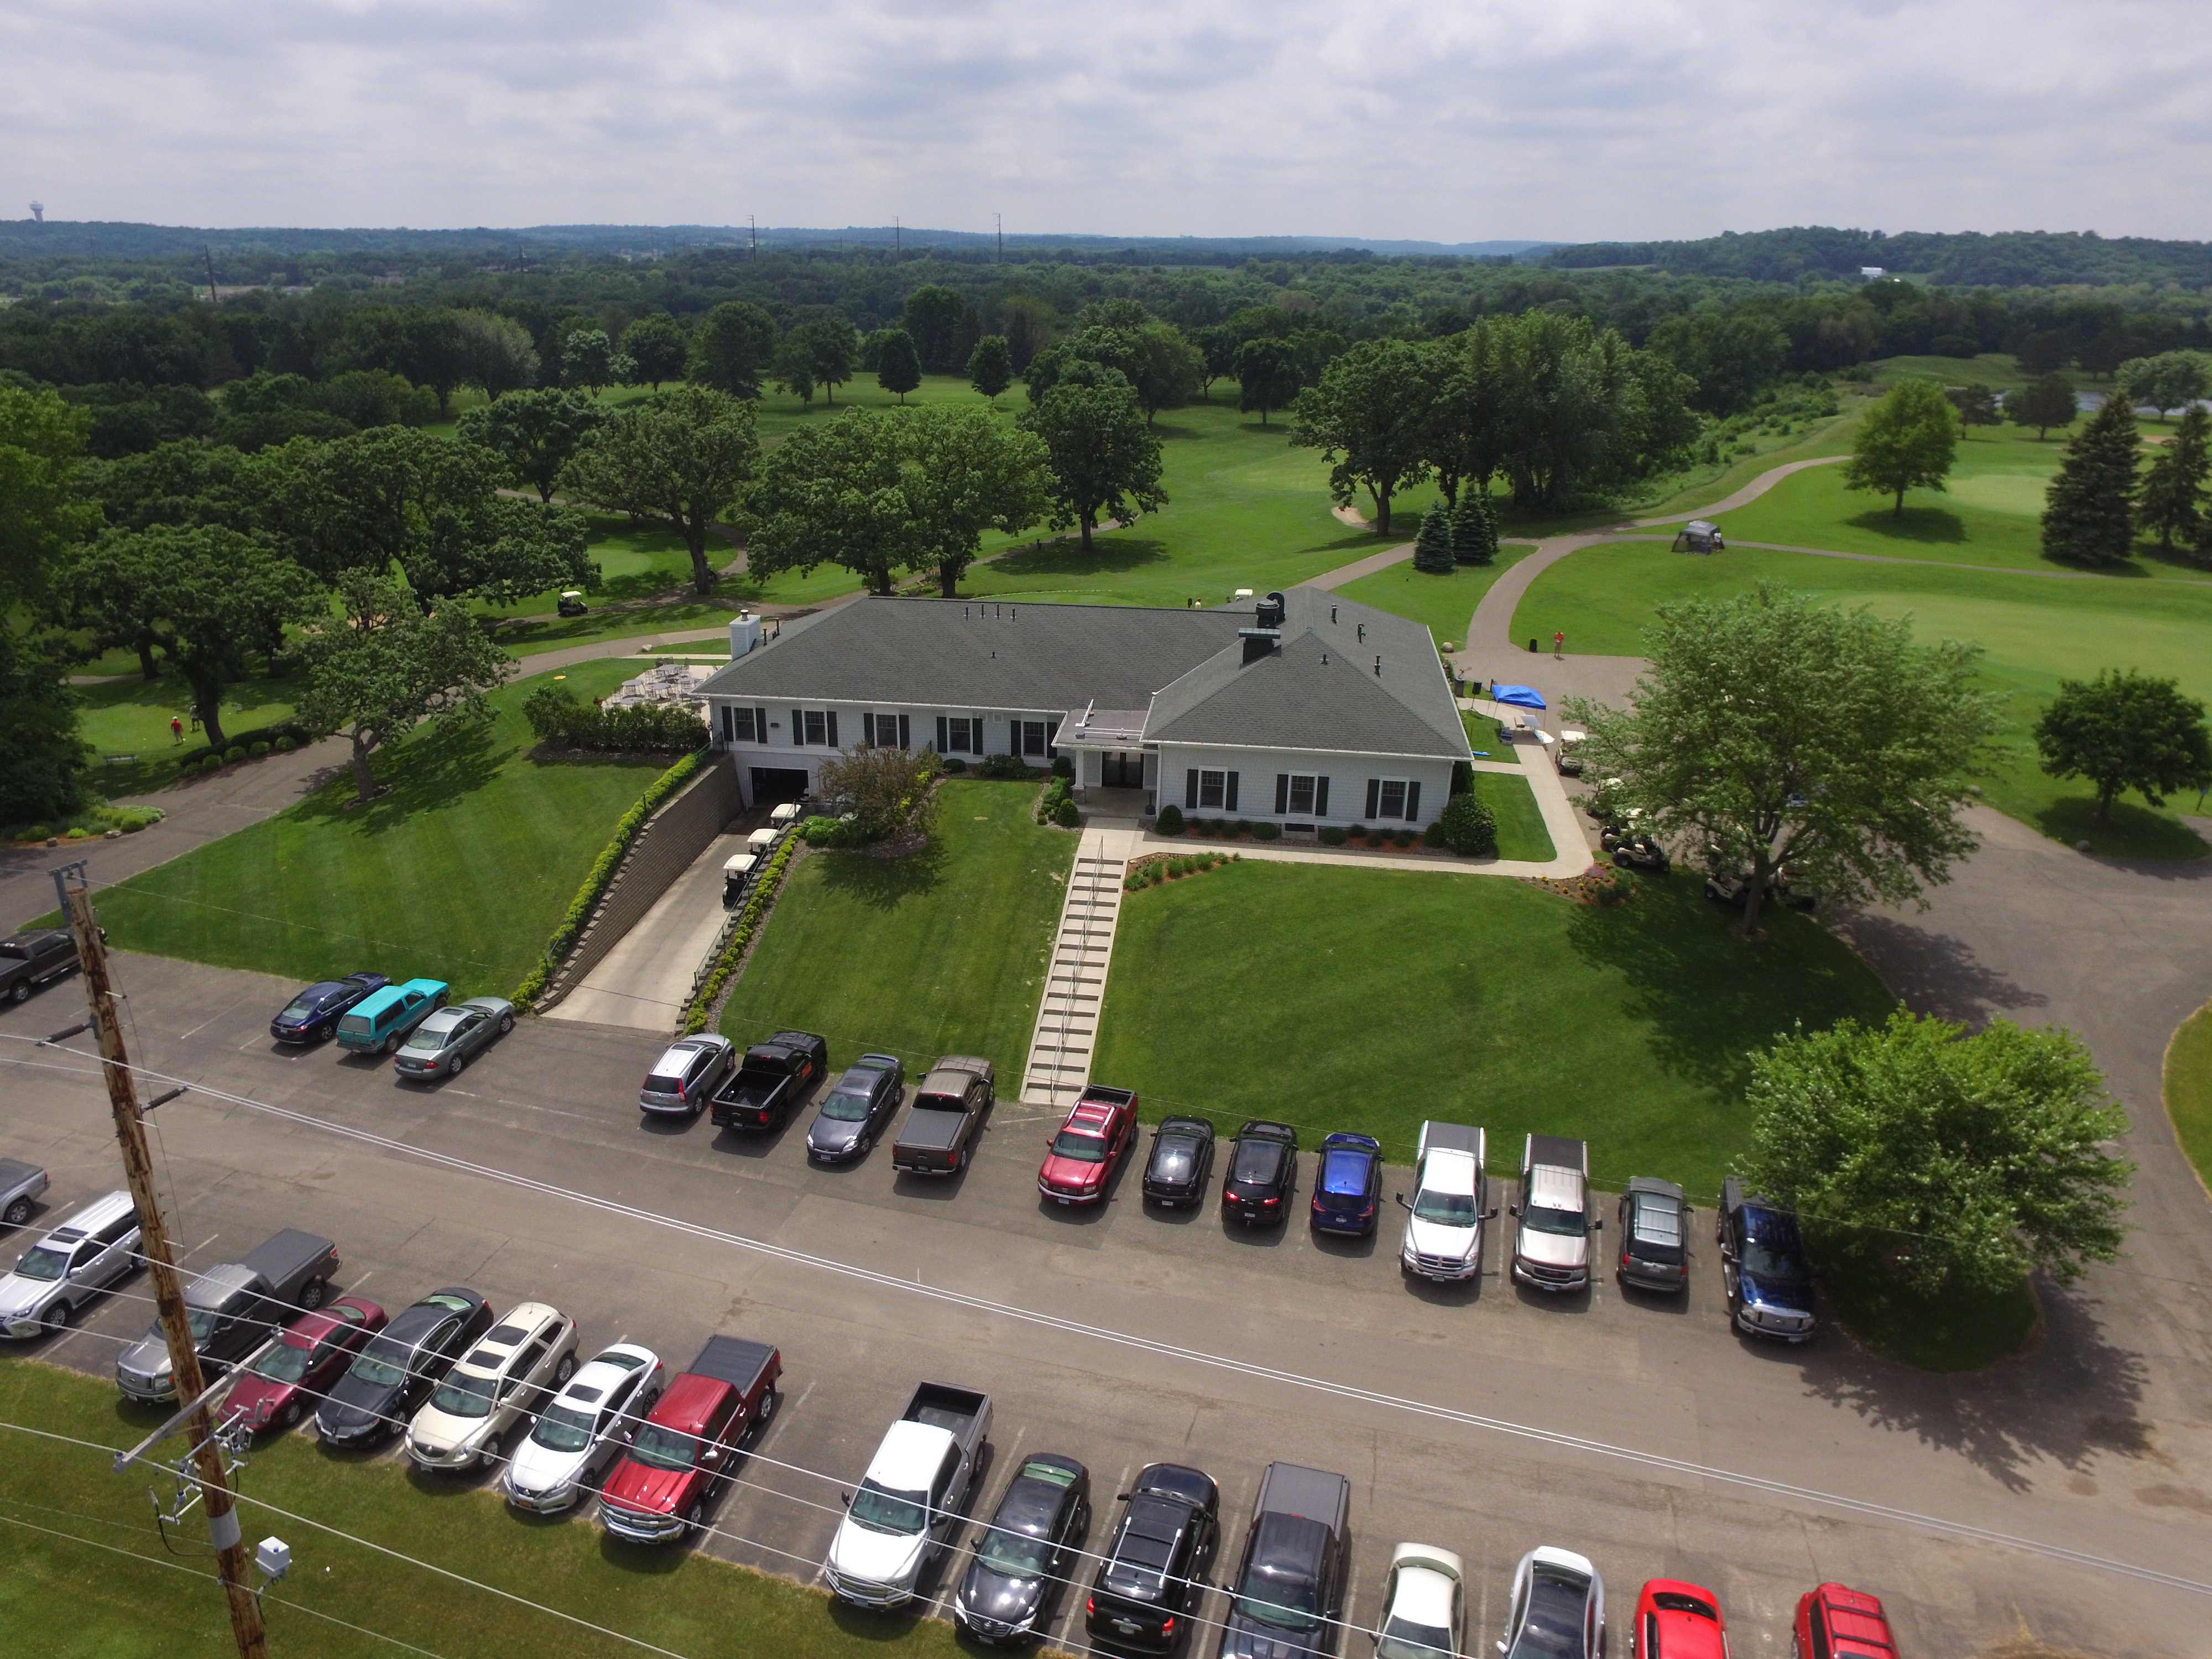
[2042,394,2143,566]
[1412,502,1455,573]
[2136,404,2209,552]
[1451,492,1498,565]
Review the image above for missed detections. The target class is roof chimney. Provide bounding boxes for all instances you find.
[1238,627,1281,666]
[1255,591,1285,630]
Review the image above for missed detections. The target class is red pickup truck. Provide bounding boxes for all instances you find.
[1037,1084,1138,1206]
[599,1336,781,1543]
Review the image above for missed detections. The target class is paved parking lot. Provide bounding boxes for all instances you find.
[3,952,2207,1658]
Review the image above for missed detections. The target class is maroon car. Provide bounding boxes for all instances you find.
[222,1296,387,1433]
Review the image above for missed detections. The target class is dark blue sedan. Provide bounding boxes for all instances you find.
[1310,1131,1384,1237]
[269,973,390,1044]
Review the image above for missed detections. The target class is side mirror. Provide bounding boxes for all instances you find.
[1497,1644,1509,1655]
[1507,1204,1519,1217]
[1116,1491,1133,1501]
[1483,1208,1500,1222]
[1593,1218,1604,1231]
[1394,1193,1409,1209]
[841,1490,853,1506]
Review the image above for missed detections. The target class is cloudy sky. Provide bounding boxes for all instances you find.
[6,0,2208,241]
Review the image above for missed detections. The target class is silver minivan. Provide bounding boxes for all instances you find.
[0,1192,142,1338]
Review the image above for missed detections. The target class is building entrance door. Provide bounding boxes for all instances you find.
[1100,751,1144,789]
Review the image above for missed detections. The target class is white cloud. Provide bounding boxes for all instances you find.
[3,0,2207,239]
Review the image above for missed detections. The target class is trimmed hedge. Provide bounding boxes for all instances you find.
[524,681,708,753]
[682,835,797,1034]
[509,748,708,1010]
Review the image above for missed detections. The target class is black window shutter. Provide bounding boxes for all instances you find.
[1316,776,1330,817]
[863,712,875,746]
[899,714,911,750]
[1364,778,1380,818]
[1046,718,1060,759]
[792,708,804,747]
[1274,774,1290,814]
[1185,769,1199,809]
[1405,781,1422,821]
[1225,772,1239,811]
[754,706,766,744]
[826,711,838,749]
[936,716,948,752]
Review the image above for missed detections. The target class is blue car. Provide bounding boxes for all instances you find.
[269,972,390,1044]
[1310,1131,1384,1237]
[1718,1176,1817,1341]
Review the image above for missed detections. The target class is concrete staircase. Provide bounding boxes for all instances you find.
[1020,825,1139,1107]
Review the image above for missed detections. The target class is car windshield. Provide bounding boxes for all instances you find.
[1379,1616,1457,1659]
[1522,1204,1587,1238]
[250,1343,314,1384]
[977,1523,1051,1577]
[820,1089,875,1122]
[186,1309,218,1343]
[1151,1136,1197,1178]
[628,1425,699,1472]
[1509,1574,1588,1659]
[1051,1129,1109,1162]
[348,1335,412,1388]
[1414,1188,1477,1225]
[1236,1567,1322,1630]
[279,995,324,1020]
[15,1244,70,1281]
[429,1370,498,1418]
[848,1478,928,1536]
[1232,1141,1283,1182]
[403,1015,462,1050]
[532,1402,598,1453]
[1742,1240,1811,1284]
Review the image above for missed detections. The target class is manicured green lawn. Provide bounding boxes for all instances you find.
[1471,772,1554,863]
[2166,1001,2212,1196]
[1092,861,1896,1194]
[1333,544,1539,651]
[1511,540,2212,858]
[72,670,305,801]
[1867,352,2033,390]
[0,1359,973,1659]
[91,659,666,997]
[719,779,1077,1082]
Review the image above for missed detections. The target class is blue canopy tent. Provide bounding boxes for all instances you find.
[1490,685,1548,709]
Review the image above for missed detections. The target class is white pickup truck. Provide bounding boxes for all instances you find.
[1397,1121,1494,1282]
[826,1381,993,1608]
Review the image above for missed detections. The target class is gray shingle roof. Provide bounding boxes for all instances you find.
[696,588,1468,761]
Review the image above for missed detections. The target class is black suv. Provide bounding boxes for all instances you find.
[1,930,93,1004]
[1718,1176,1816,1342]
[1086,1462,1219,1651]
[1220,1121,1298,1226]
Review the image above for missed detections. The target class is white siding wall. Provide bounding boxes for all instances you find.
[1153,745,1455,827]
[705,696,1067,805]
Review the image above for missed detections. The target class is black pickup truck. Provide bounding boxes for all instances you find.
[0,929,97,1005]
[113,1228,341,1402]
[891,1056,995,1175]
[711,1031,829,1131]
[1218,1461,1352,1659]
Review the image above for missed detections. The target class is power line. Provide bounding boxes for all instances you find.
[8,1044,2208,1601]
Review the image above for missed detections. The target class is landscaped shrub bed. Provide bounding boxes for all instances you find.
[684,834,798,1033]
[524,682,707,753]
[1125,851,1239,889]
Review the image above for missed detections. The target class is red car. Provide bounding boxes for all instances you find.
[1037,1085,1138,1206]
[1632,1580,1729,1659]
[221,1296,386,1433]
[1793,1583,1897,1659]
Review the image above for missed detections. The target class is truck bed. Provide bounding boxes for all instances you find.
[686,1335,779,1396]
[1254,1461,1350,1530]
[1420,1121,1483,1160]
[905,1381,989,1438]
[893,1109,969,1152]
[237,1229,339,1298]
[1526,1133,1586,1173]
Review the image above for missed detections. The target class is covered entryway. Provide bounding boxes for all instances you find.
[1100,750,1144,789]
[749,766,811,807]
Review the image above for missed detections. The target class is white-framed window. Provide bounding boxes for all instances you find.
[792,708,838,748]
[1274,773,1329,817]
[1363,778,1421,821]
[1185,768,1239,811]
[721,705,768,744]
[863,712,909,749]
[1019,720,1052,757]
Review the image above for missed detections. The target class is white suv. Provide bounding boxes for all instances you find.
[0,1192,140,1338]
[406,1302,578,1472]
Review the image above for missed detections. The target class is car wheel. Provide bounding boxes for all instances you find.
[554,1352,576,1385]
[757,1385,778,1425]
[498,1012,514,1035]
[43,1301,72,1334]
[3,1197,30,1227]
[316,1020,335,1042]
[280,1399,303,1428]
[482,1432,502,1465]
[448,1052,465,1077]
[382,1032,398,1054]
[8,982,29,1004]
[299,1278,326,1311]
[686,1499,706,1536]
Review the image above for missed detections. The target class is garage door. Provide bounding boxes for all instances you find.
[749,767,811,807]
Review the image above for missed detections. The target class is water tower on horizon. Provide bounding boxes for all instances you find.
[29,202,43,223]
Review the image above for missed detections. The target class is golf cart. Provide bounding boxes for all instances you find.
[722,852,758,907]
[1606,832,1670,873]
[556,590,589,618]
[1672,520,1725,554]
[1555,727,1587,778]
[1705,865,1818,913]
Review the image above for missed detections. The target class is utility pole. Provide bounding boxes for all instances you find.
[997,212,1002,264]
[895,216,901,259]
[54,865,267,1659]
[204,246,220,307]
[749,215,756,257]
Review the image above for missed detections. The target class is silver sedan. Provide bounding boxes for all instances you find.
[393,997,515,1082]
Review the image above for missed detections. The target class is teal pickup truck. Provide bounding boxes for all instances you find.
[337,978,448,1054]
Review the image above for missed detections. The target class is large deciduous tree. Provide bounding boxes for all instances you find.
[2040,392,2142,566]
[902,285,969,374]
[800,318,859,404]
[1568,582,1996,937]
[1233,338,1303,427]
[1843,378,1959,515]
[0,627,93,824]
[874,328,923,404]
[562,328,630,396]
[0,384,100,606]
[1289,339,1434,535]
[620,315,691,390]
[690,301,778,398]
[296,573,514,806]
[1745,1010,2129,1295]
[2136,404,2209,552]
[771,332,818,405]
[458,388,608,502]
[560,385,758,594]
[1647,310,1789,416]
[967,336,1014,405]
[2115,351,2210,422]
[1019,373,1167,552]
[2007,373,2077,441]
[2033,668,2212,822]
[451,311,540,399]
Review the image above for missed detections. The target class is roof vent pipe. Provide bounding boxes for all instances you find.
[1256,591,1286,629]
[1374,655,1383,676]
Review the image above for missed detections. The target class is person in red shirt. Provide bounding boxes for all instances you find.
[170,715,184,743]
[1553,630,1564,658]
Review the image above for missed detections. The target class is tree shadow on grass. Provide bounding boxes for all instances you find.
[291,719,507,838]
[1561,873,1895,1097]
[810,838,950,912]
[1843,507,1969,544]
[985,536,1174,581]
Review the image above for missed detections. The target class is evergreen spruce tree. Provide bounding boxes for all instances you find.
[1413,502,1456,573]
[2042,394,2144,566]
[2137,404,2209,552]
[1450,492,1498,565]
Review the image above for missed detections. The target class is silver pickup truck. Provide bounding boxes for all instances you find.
[116,1228,340,1401]
[0,1160,49,1229]
[826,1381,993,1607]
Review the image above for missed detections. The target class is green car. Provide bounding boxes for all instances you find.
[336,978,449,1055]
[392,997,517,1082]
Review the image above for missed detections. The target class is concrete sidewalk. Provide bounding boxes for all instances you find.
[545,827,750,1032]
